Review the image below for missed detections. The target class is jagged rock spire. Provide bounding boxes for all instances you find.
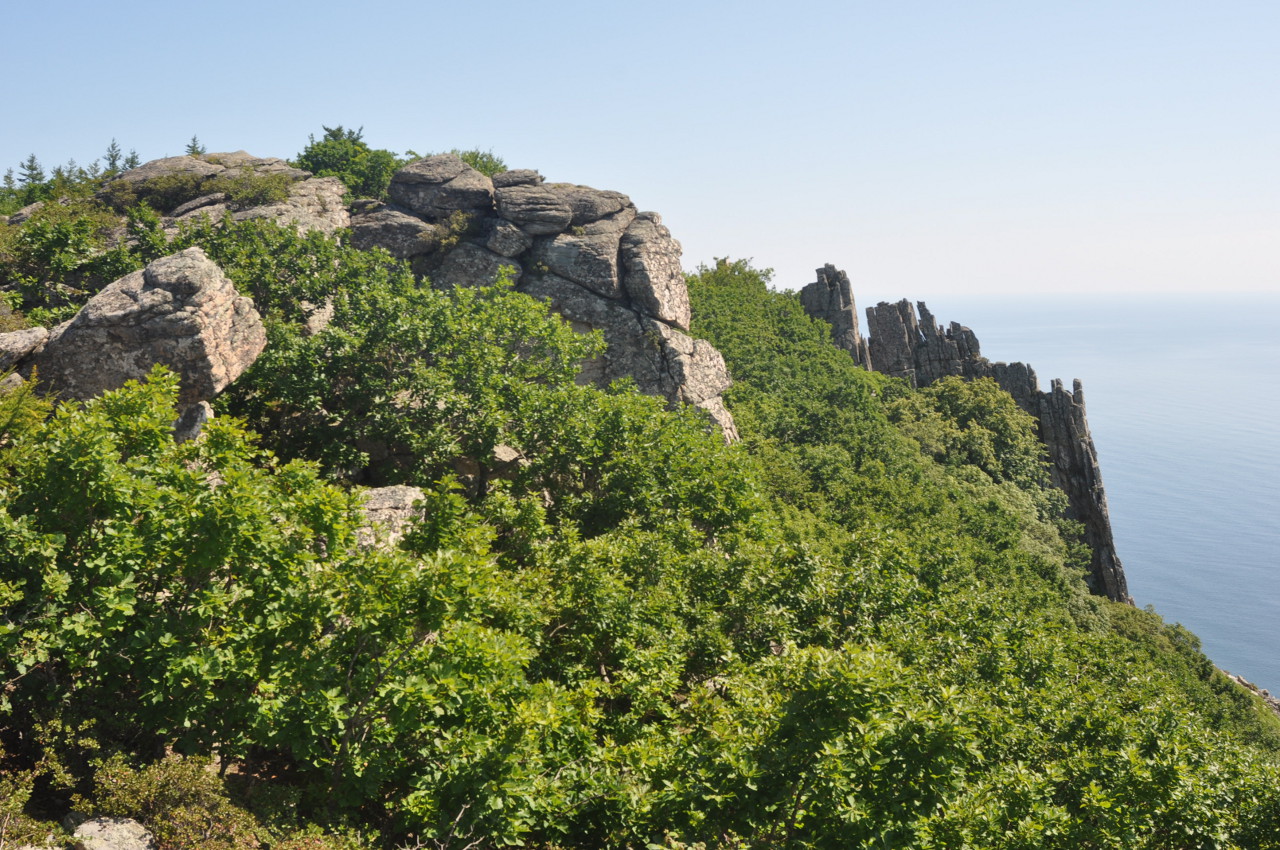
[799,264,871,368]
[799,264,1130,603]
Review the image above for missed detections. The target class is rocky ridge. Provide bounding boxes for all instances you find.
[799,264,1130,603]
[2,151,735,441]
[99,150,349,236]
[353,155,737,439]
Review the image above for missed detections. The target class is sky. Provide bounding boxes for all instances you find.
[3,0,1276,302]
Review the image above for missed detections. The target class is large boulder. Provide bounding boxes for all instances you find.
[494,184,574,235]
[271,153,738,440]
[33,248,266,406]
[389,155,494,220]
[231,175,349,234]
[430,243,519,290]
[104,154,224,189]
[349,205,440,258]
[520,273,730,407]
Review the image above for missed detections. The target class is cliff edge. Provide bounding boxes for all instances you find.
[800,263,1130,603]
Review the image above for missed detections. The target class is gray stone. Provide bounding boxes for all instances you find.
[519,273,730,408]
[230,176,350,235]
[389,155,494,220]
[0,326,49,370]
[34,248,266,407]
[169,177,349,236]
[697,396,740,443]
[486,220,534,257]
[530,229,625,299]
[72,817,156,850]
[349,206,439,258]
[104,155,224,188]
[358,484,425,548]
[548,184,631,225]
[302,297,335,336]
[798,264,870,367]
[202,150,309,180]
[172,400,214,442]
[492,169,544,188]
[643,317,733,406]
[169,192,229,218]
[620,212,691,329]
[1037,378,1129,602]
[0,372,23,392]
[6,201,44,226]
[494,184,574,235]
[430,243,520,290]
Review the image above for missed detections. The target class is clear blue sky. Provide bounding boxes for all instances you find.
[4,1,1276,300]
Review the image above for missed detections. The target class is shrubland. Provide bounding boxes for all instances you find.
[0,140,1278,848]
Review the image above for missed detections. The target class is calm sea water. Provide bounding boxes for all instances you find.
[898,292,1280,690]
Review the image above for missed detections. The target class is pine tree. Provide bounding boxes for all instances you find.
[124,149,141,169]
[104,139,122,172]
[185,135,206,156]
[17,154,44,188]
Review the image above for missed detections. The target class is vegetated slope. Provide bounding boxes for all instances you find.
[0,143,1279,849]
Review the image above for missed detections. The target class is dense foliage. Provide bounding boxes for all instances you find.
[1,145,1279,848]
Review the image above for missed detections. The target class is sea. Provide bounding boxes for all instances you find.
[884,292,1280,692]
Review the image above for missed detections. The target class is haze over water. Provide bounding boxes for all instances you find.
[905,292,1280,691]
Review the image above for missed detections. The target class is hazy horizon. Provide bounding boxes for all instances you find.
[4,1,1275,298]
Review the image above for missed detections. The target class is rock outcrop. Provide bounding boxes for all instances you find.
[6,248,265,411]
[798,264,1130,603]
[799,264,871,368]
[98,151,349,236]
[351,155,736,440]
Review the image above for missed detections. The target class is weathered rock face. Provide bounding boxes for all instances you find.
[27,248,266,408]
[71,817,156,850]
[390,156,496,219]
[799,264,870,368]
[0,326,49,371]
[799,264,1129,603]
[353,155,735,439]
[99,151,349,236]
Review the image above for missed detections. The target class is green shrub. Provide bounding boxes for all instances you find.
[206,170,293,211]
[84,753,262,850]
[0,749,59,848]
[99,172,208,214]
[448,148,507,177]
[295,126,403,201]
[0,200,136,317]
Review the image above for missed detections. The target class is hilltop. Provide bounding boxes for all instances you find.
[1,132,1278,849]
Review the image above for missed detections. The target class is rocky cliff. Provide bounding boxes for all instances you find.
[799,264,1130,603]
[352,156,737,440]
[1,152,737,442]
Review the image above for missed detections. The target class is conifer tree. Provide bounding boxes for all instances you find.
[185,135,206,156]
[17,154,44,187]
[124,149,141,169]
[104,139,122,172]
